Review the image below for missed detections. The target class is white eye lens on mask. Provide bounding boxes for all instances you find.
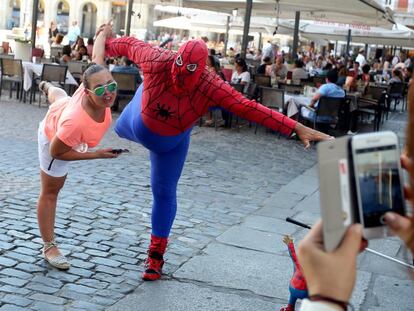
[186,64,198,72]
[176,55,183,66]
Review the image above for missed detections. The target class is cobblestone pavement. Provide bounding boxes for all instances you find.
[0,94,412,311]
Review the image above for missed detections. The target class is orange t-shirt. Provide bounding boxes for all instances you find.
[44,85,112,149]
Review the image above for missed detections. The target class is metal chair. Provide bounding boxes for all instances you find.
[387,82,406,111]
[67,61,88,82]
[31,64,68,106]
[357,92,388,132]
[112,71,140,111]
[0,58,24,100]
[301,96,344,133]
[50,46,63,60]
[278,82,303,94]
[254,74,271,87]
[244,82,257,100]
[255,87,285,134]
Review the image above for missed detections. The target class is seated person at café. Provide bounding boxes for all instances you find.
[300,70,345,121]
[404,66,413,86]
[257,56,272,75]
[389,69,403,84]
[292,60,308,84]
[361,64,371,82]
[336,66,348,87]
[345,61,360,91]
[231,58,250,85]
[111,56,143,85]
[59,45,72,64]
[74,46,89,62]
[274,56,288,79]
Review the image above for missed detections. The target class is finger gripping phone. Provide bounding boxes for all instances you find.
[350,131,406,239]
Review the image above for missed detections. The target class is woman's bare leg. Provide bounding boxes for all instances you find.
[37,170,66,259]
[40,82,68,104]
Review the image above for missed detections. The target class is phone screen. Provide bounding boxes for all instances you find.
[354,145,405,227]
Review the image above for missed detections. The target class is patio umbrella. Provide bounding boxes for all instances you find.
[291,21,414,48]
[182,0,394,27]
[153,15,271,35]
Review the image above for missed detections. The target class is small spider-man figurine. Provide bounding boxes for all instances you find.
[99,25,330,282]
[280,235,308,311]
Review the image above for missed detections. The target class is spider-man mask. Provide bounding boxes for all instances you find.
[171,39,208,95]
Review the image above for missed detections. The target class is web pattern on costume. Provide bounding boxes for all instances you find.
[106,37,296,136]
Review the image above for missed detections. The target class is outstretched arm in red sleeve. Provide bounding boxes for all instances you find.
[104,36,175,72]
[198,72,333,147]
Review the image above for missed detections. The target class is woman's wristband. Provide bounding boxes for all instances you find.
[308,295,353,311]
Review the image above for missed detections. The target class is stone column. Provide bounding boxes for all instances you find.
[0,0,10,29]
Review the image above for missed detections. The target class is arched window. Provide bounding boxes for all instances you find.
[81,3,97,38]
[56,0,70,34]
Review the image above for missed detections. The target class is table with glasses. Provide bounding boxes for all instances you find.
[22,61,78,92]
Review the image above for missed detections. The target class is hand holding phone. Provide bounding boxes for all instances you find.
[350,131,406,239]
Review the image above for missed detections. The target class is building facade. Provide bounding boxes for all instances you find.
[0,0,167,40]
[382,0,414,26]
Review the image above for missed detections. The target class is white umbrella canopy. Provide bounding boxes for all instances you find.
[153,15,271,34]
[182,0,395,28]
[278,20,414,47]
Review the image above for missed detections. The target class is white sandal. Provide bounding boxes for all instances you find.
[43,239,70,270]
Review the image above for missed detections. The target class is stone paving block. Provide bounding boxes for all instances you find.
[90,257,122,267]
[5,251,37,264]
[107,280,281,311]
[30,302,65,311]
[0,257,18,268]
[76,279,109,290]
[0,268,32,280]
[0,277,29,287]
[217,225,286,254]
[174,243,291,299]
[29,293,66,305]
[0,304,28,311]
[0,285,31,296]
[279,174,319,196]
[358,251,412,280]
[14,263,44,273]
[25,283,60,294]
[0,294,32,307]
[261,191,305,210]
[70,300,105,311]
[371,275,414,310]
[243,215,298,235]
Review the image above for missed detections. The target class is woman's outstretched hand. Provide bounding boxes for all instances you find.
[294,122,334,149]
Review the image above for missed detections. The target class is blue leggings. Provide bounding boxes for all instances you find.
[288,285,308,305]
[115,85,192,238]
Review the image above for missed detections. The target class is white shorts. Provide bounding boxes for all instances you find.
[37,120,69,177]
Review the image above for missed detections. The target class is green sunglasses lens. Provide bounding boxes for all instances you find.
[94,86,106,96]
[107,82,117,92]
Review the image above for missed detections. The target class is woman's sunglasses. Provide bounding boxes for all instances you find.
[88,81,118,96]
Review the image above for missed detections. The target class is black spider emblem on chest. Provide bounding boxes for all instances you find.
[153,103,176,120]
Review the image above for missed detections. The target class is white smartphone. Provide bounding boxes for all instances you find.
[318,136,357,251]
[350,131,406,239]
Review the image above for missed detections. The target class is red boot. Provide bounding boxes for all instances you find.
[280,305,295,311]
[142,234,168,281]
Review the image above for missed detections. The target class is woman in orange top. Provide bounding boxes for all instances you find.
[36,30,119,269]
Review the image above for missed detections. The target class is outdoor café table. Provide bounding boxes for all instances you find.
[22,61,78,92]
[284,93,312,117]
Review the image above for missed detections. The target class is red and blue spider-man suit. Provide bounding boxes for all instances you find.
[105,36,299,281]
[280,240,308,311]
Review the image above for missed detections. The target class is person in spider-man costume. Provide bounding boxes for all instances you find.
[280,235,308,311]
[98,25,331,281]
